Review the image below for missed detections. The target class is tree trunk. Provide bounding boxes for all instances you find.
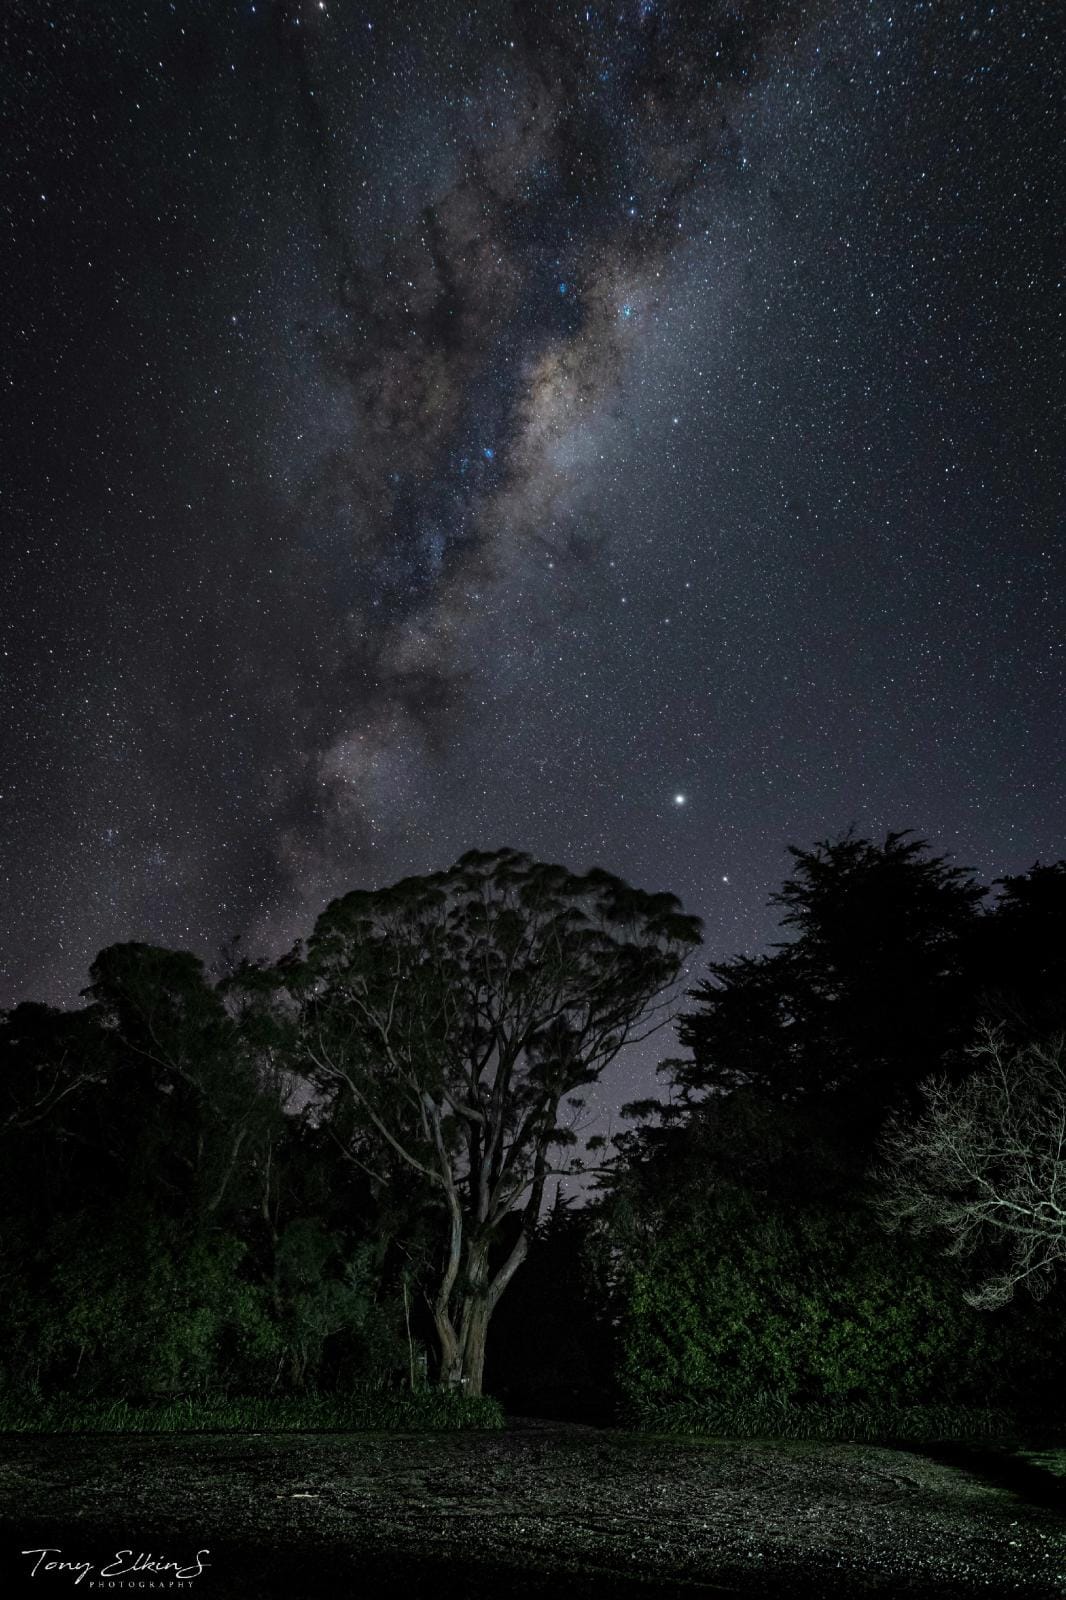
[449,1231,530,1397]
[453,1239,492,1396]
[460,1297,491,1396]
[431,1192,536,1396]
[435,1308,462,1387]
[433,1191,464,1386]
[435,1300,490,1393]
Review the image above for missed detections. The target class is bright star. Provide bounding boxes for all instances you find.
[674,793,686,806]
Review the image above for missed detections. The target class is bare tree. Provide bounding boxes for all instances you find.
[284,848,701,1395]
[876,1027,1066,1307]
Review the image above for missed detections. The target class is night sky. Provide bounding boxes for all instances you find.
[2,2,1062,1119]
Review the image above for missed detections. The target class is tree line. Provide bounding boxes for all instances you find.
[1,835,1063,1420]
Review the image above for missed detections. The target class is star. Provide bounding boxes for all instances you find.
[1,0,1058,1169]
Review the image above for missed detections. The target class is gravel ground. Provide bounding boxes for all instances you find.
[0,1421,1063,1598]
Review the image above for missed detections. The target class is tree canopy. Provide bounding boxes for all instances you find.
[675,833,991,1116]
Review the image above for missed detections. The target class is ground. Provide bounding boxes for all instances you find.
[0,1421,1063,1597]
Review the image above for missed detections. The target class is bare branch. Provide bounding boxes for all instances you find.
[874,1028,1066,1307]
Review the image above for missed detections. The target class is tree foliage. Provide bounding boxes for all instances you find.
[604,1090,1061,1420]
[600,841,1066,1426]
[673,832,985,1115]
[0,949,406,1398]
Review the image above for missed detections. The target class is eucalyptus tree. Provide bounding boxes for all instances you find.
[284,848,700,1395]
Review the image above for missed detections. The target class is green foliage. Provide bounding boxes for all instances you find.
[605,1091,1066,1425]
[615,1198,1019,1415]
[5,1212,272,1394]
[271,1222,405,1388]
[1,1206,407,1399]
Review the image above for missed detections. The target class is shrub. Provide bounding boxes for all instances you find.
[615,1192,1053,1417]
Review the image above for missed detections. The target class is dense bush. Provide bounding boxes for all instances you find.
[7,1215,270,1395]
[605,1083,1066,1428]
[614,1195,1049,1417]
[1,1208,407,1399]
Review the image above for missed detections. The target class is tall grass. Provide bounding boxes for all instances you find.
[626,1397,1045,1445]
[0,1388,504,1434]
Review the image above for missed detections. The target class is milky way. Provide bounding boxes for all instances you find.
[255,0,817,928]
[2,1,1062,1118]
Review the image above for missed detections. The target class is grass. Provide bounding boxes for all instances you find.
[0,1387,504,1435]
[1017,1446,1066,1479]
[623,1397,1056,1445]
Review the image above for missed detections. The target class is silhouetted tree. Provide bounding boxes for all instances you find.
[975,862,1066,1043]
[282,848,700,1395]
[673,832,986,1121]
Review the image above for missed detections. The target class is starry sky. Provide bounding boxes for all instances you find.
[1,1,1062,1117]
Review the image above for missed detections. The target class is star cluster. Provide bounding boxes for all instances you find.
[1,1,1062,1118]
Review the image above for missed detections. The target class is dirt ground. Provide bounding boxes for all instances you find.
[0,1420,1063,1598]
